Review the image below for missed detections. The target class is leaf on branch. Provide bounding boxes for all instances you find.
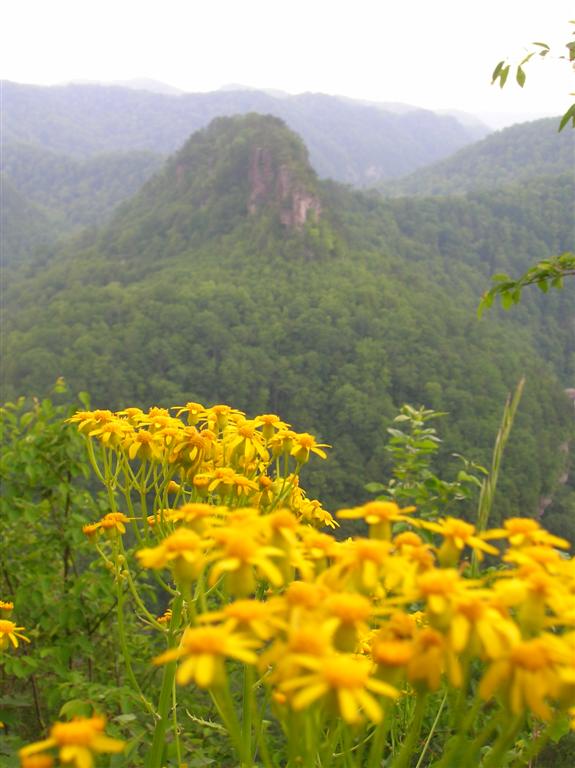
[516,65,526,87]
[491,60,505,82]
[559,103,575,131]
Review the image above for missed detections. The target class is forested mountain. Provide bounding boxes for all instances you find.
[2,143,164,236]
[1,176,63,262]
[1,81,489,185]
[3,115,573,525]
[382,117,574,196]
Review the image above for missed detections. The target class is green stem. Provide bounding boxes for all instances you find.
[390,694,427,768]
[481,713,524,768]
[210,683,245,762]
[415,690,447,768]
[367,707,392,768]
[242,664,255,767]
[146,594,183,768]
[114,555,155,716]
[172,675,182,767]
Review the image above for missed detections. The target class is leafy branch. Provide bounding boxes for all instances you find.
[478,251,575,316]
[491,20,575,131]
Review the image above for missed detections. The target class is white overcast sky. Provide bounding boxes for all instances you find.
[3,0,574,122]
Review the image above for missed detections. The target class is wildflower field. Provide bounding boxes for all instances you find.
[2,388,575,768]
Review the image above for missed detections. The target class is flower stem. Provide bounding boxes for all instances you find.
[390,694,427,768]
[146,594,183,768]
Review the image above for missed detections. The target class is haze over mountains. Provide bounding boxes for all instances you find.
[2,80,489,186]
[2,86,573,529]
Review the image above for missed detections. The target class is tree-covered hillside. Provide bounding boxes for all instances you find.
[3,115,573,522]
[382,117,574,196]
[2,143,164,231]
[1,81,489,185]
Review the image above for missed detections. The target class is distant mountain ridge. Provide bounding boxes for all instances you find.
[1,80,490,186]
[382,117,574,197]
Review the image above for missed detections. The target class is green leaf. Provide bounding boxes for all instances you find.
[516,65,526,87]
[491,60,505,82]
[365,482,386,493]
[499,65,510,88]
[559,103,575,131]
[501,291,514,310]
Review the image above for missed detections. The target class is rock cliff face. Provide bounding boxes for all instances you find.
[248,146,321,229]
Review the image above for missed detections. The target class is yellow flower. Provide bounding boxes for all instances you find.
[279,653,398,724]
[225,419,269,463]
[167,503,218,534]
[337,501,416,541]
[322,592,373,652]
[88,420,133,447]
[421,517,499,566]
[371,635,415,687]
[417,568,465,624]
[123,428,164,461]
[290,432,331,463]
[198,599,285,641]
[479,635,568,720]
[20,755,55,768]
[489,518,570,550]
[204,404,245,432]
[137,528,206,583]
[0,600,14,616]
[154,624,259,688]
[448,593,520,658]
[98,512,131,537]
[407,627,461,690]
[0,619,31,649]
[297,499,337,530]
[19,715,124,768]
[206,528,285,597]
[323,538,391,594]
[254,413,291,441]
[174,401,206,425]
[67,409,114,435]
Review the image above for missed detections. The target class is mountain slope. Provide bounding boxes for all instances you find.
[382,117,574,196]
[1,81,490,185]
[3,115,573,520]
[1,143,164,237]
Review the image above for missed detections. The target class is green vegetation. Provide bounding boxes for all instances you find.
[3,115,573,528]
[382,117,574,196]
[1,81,488,185]
[2,143,163,235]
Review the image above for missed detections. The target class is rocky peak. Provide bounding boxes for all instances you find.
[248,144,321,229]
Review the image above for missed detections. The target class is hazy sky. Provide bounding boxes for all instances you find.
[3,0,574,121]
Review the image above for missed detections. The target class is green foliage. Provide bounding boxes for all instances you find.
[382,118,574,197]
[478,252,575,315]
[0,384,125,756]
[2,116,573,520]
[366,405,486,519]
[491,21,575,132]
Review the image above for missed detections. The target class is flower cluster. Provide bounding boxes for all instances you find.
[144,501,575,728]
[56,402,575,765]
[69,404,334,529]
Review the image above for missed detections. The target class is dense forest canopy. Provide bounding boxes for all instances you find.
[382,117,575,196]
[3,114,573,526]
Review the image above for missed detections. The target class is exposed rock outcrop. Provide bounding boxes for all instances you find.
[248,146,321,229]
